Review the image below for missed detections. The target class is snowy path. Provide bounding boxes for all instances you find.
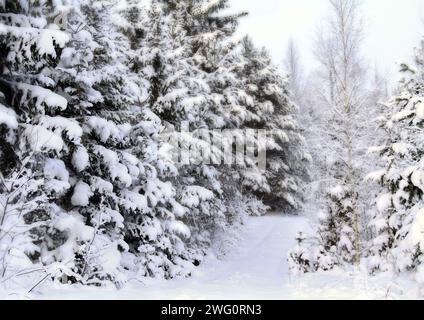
[191,214,307,295]
[149,214,309,299]
[33,214,419,299]
[37,214,310,299]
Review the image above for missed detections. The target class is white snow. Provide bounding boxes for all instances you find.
[376,193,392,212]
[14,214,422,300]
[44,159,71,194]
[170,199,188,218]
[366,169,386,182]
[91,177,114,194]
[411,169,424,191]
[39,116,83,143]
[180,186,214,208]
[0,25,69,57]
[392,142,409,155]
[0,104,18,129]
[23,125,64,152]
[85,117,131,143]
[38,29,67,57]
[52,212,95,264]
[415,101,424,119]
[121,191,148,212]
[72,146,90,173]
[93,146,132,187]
[405,208,424,248]
[14,83,68,112]
[71,181,93,207]
[165,220,191,239]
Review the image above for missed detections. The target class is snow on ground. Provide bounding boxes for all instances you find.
[1,214,422,300]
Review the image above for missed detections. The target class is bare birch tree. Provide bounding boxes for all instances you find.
[284,39,304,104]
[289,0,387,273]
[316,0,368,265]
[291,0,383,270]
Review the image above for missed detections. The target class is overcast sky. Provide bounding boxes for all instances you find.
[228,0,424,82]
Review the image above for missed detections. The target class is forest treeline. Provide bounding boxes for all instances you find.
[1,0,424,290]
[0,0,307,287]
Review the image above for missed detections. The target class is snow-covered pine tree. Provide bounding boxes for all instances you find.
[182,0,258,226]
[288,187,356,274]
[366,38,424,282]
[19,0,135,285]
[185,2,308,214]
[0,0,94,284]
[137,1,229,262]
[113,0,197,279]
[33,0,194,283]
[235,37,309,213]
[159,0,271,235]
[159,1,308,224]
